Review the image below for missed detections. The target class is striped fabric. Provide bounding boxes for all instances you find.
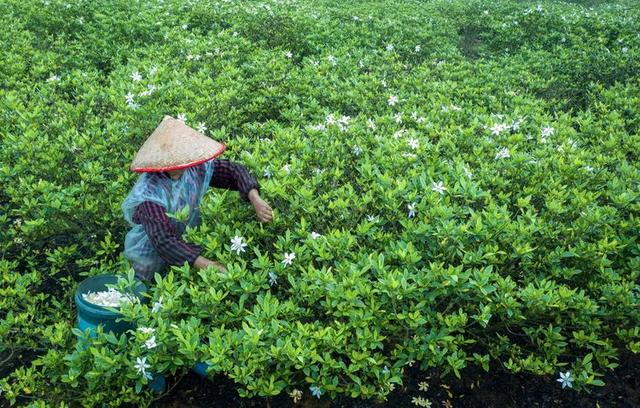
[131,159,259,271]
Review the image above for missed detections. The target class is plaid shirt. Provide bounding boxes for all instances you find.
[132,159,259,274]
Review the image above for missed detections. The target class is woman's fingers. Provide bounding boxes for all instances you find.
[258,208,272,222]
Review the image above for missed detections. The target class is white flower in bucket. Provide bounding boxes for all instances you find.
[82,287,135,307]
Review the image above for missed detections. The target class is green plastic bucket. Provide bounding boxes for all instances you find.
[74,274,166,392]
[74,274,147,336]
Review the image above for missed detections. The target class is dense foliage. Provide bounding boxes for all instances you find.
[1,0,639,406]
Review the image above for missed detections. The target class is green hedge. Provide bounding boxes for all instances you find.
[1,0,639,405]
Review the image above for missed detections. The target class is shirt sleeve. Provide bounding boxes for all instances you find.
[132,201,203,266]
[210,159,260,202]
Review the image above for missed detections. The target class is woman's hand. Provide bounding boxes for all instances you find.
[248,189,273,223]
[194,256,227,273]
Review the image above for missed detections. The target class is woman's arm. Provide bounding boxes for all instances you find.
[209,159,260,201]
[133,201,226,271]
[210,159,273,222]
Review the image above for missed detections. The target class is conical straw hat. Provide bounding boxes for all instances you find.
[130,115,226,172]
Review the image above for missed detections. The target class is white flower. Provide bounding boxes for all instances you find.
[82,288,135,307]
[182,24,188,30]
[325,113,337,126]
[622,47,628,53]
[147,84,156,94]
[230,236,247,254]
[144,335,157,349]
[47,74,60,82]
[285,51,293,58]
[418,381,429,391]
[263,168,272,178]
[197,122,207,133]
[310,123,326,131]
[541,126,554,140]
[415,45,421,52]
[131,71,142,82]
[289,389,303,403]
[557,371,574,389]
[327,55,337,65]
[394,113,403,124]
[268,271,278,286]
[138,327,155,335]
[510,118,523,131]
[431,181,447,195]
[366,214,378,223]
[490,123,509,136]
[176,113,187,123]
[149,66,157,76]
[313,167,324,175]
[352,145,363,156]
[463,166,473,179]
[386,43,394,52]
[584,165,594,172]
[393,129,406,139]
[408,138,419,150]
[388,95,399,106]
[232,31,238,36]
[411,396,432,407]
[134,356,152,379]
[125,92,135,104]
[309,385,323,399]
[151,296,164,313]
[282,164,290,173]
[127,101,140,109]
[495,147,510,159]
[352,15,360,21]
[367,118,376,130]
[403,153,417,159]
[282,252,296,267]
[407,202,417,218]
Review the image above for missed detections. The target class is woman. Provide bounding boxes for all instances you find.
[122,115,272,281]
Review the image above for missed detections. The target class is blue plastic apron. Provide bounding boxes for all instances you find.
[121,160,215,280]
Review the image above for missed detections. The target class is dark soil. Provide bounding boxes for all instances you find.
[153,352,640,408]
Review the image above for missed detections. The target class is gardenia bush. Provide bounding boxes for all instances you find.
[1,0,639,405]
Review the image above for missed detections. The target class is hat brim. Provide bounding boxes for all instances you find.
[131,143,226,172]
